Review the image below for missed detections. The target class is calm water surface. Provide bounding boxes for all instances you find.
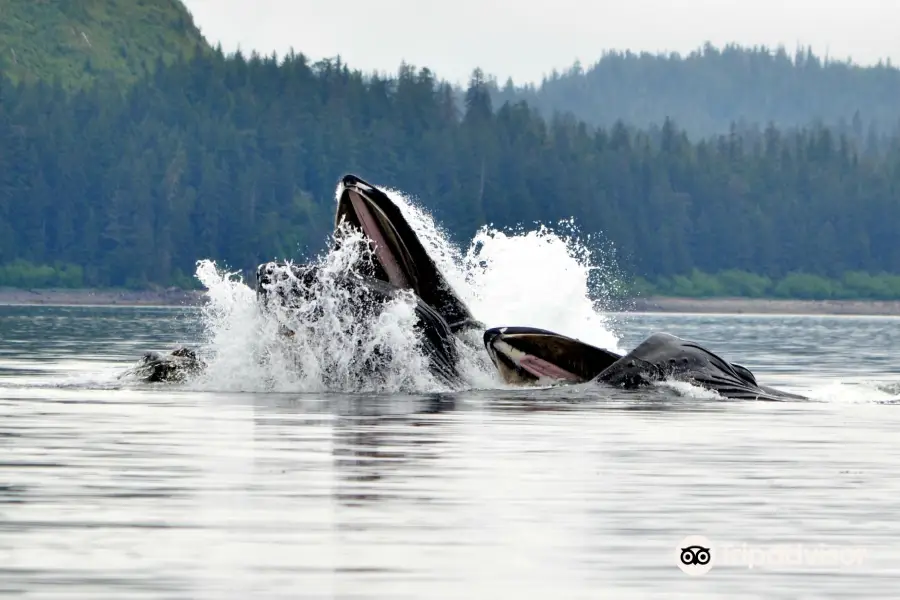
[1,306,899,599]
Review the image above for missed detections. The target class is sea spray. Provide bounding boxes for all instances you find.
[188,184,626,393]
[190,225,442,393]
[379,187,625,352]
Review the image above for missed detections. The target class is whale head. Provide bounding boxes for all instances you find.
[483,326,622,385]
[334,174,481,333]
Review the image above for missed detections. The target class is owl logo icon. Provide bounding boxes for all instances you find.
[675,535,715,575]
[681,545,710,565]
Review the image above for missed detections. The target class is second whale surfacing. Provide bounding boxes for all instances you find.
[483,326,808,401]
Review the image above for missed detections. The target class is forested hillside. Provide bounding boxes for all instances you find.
[0,0,208,89]
[2,49,900,298]
[490,44,900,139]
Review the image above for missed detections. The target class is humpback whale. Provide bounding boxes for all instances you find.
[483,326,807,401]
[121,346,206,383]
[334,174,483,335]
[127,174,481,386]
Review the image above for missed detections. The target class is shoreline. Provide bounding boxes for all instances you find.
[627,296,900,316]
[0,287,206,307]
[2,288,900,316]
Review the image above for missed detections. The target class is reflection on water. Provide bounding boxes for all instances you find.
[2,306,900,599]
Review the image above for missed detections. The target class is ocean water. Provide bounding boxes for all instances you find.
[2,184,899,598]
[1,305,899,599]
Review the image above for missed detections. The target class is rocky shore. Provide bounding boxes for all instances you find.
[3,288,900,316]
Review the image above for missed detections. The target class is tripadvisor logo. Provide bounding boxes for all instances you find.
[676,535,714,576]
[674,535,867,575]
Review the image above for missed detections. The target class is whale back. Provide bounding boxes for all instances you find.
[596,332,805,401]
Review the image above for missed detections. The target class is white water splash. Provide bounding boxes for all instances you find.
[378,187,625,351]
[188,184,625,394]
[187,226,443,394]
[806,380,900,404]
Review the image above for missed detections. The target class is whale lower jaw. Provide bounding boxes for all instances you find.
[483,326,621,386]
[334,175,418,297]
[489,338,583,384]
[336,185,411,290]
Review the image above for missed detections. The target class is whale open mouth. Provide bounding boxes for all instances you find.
[335,174,481,333]
[336,175,415,291]
[483,326,621,385]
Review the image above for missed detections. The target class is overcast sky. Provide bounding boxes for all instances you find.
[182,0,900,86]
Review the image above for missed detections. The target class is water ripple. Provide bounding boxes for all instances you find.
[1,307,899,598]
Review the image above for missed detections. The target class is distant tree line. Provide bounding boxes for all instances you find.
[490,44,900,139]
[1,48,900,299]
[634,270,900,301]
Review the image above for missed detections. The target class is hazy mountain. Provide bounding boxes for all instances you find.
[485,44,900,138]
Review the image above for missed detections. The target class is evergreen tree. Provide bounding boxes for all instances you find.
[0,51,899,299]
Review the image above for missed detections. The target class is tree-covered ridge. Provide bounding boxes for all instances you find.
[489,44,900,138]
[0,0,208,89]
[1,50,899,299]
